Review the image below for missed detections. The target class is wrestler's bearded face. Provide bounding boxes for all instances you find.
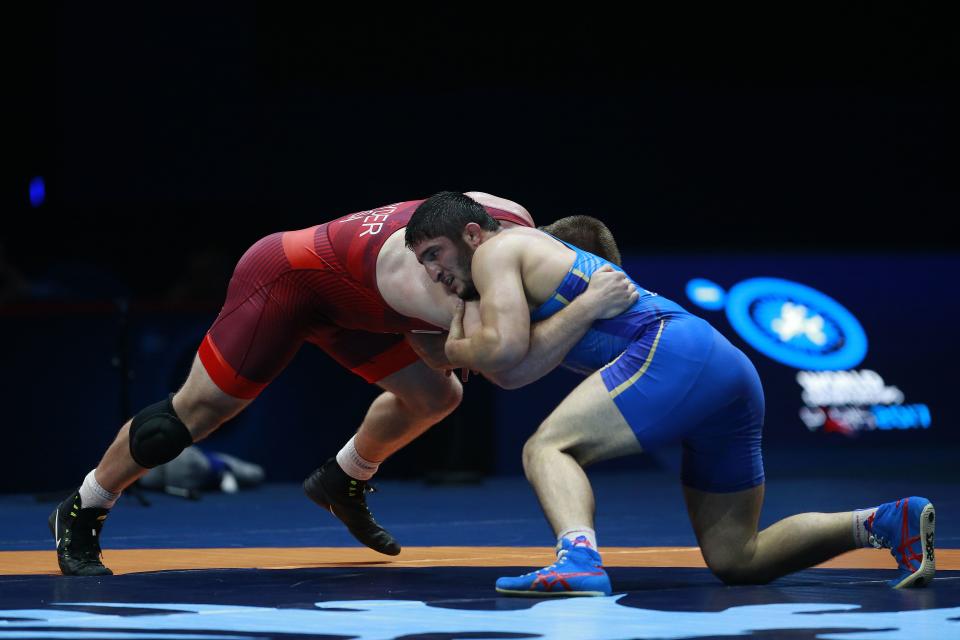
[450,237,479,300]
[414,235,480,301]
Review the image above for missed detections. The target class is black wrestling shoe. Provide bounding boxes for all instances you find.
[48,491,113,576]
[303,458,401,556]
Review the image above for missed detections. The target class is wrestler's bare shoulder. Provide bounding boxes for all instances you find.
[475,227,565,261]
[473,229,575,302]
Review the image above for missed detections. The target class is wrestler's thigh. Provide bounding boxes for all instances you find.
[530,372,643,467]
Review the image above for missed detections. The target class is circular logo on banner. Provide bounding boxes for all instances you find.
[724,277,868,371]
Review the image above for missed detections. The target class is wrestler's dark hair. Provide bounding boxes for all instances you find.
[539,215,622,266]
[405,191,501,247]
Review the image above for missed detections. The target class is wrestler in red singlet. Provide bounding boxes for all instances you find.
[198,200,532,399]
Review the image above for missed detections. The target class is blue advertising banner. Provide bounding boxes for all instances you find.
[493,253,959,474]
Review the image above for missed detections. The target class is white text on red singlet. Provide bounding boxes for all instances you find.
[338,203,402,237]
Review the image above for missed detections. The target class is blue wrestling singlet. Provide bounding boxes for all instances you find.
[531,241,765,493]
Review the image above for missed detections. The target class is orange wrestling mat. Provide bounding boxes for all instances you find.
[2,546,957,576]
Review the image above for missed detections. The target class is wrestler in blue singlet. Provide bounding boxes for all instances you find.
[531,240,765,493]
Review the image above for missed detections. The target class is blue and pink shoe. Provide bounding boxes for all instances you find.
[495,536,612,597]
[864,496,936,588]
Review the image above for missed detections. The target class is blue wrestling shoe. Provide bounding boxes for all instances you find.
[496,536,611,597]
[864,496,936,588]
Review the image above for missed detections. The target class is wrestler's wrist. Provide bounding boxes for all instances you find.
[569,294,605,321]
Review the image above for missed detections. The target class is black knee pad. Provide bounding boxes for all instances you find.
[129,394,193,468]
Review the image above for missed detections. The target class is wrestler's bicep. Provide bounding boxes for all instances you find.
[473,242,531,362]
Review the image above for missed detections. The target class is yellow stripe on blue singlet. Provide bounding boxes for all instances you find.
[571,268,589,282]
[608,320,666,399]
[554,293,570,306]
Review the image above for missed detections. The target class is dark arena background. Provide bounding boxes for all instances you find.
[3,4,958,639]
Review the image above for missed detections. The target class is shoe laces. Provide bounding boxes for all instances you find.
[67,510,107,559]
[529,549,569,575]
[342,479,381,522]
[345,478,377,498]
[868,533,890,549]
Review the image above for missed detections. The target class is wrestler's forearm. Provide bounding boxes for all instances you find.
[445,325,526,373]
[483,297,596,390]
[404,332,452,369]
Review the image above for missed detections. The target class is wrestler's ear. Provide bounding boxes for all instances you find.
[463,222,483,248]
